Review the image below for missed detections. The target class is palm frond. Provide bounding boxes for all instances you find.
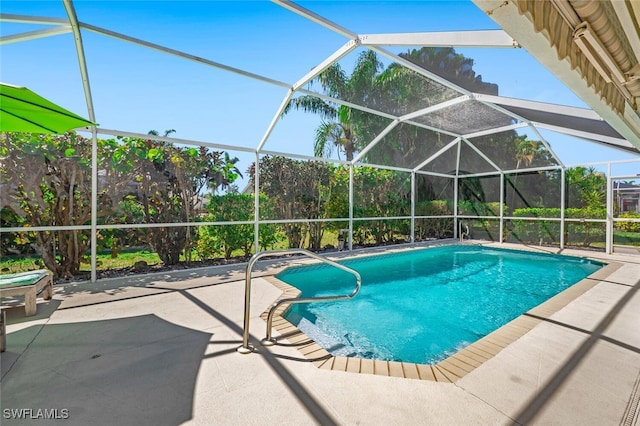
[314,121,342,158]
[317,64,347,97]
[281,96,337,121]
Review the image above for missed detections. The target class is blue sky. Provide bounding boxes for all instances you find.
[2,0,638,183]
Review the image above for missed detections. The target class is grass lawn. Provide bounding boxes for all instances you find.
[613,230,640,246]
[0,255,45,274]
[0,250,163,275]
[0,230,341,275]
[5,229,633,276]
[578,230,640,249]
[90,250,162,270]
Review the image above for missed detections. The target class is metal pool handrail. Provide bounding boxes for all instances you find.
[237,249,361,354]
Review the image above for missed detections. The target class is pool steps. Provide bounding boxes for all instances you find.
[237,248,361,354]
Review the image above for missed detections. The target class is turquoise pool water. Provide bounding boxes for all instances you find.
[278,245,603,364]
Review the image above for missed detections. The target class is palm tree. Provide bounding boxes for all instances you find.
[282,50,384,161]
[515,137,540,170]
[565,166,606,209]
[507,135,553,212]
[398,47,498,95]
[147,128,176,142]
[210,151,243,194]
[284,46,527,176]
[313,121,350,159]
[365,47,506,168]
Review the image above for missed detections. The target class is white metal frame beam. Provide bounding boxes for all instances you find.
[413,137,461,172]
[292,39,359,91]
[79,22,290,89]
[477,93,603,119]
[532,122,634,148]
[471,93,565,166]
[297,89,398,120]
[0,13,68,25]
[272,0,357,39]
[359,30,519,48]
[62,0,99,282]
[257,40,360,153]
[369,44,563,151]
[256,90,294,153]
[351,120,400,164]
[463,122,528,139]
[460,138,502,172]
[0,27,71,45]
[91,128,257,154]
[0,14,291,89]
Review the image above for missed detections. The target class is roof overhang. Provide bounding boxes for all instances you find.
[472,0,640,150]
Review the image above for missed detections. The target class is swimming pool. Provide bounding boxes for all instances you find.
[277,245,603,365]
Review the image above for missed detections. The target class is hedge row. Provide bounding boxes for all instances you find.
[508,207,606,247]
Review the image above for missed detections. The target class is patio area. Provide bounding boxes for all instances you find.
[1,242,639,425]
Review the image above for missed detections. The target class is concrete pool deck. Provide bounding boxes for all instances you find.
[1,241,639,425]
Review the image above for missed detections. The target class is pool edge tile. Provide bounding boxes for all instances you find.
[432,365,454,382]
[332,356,349,372]
[450,352,483,368]
[373,359,389,376]
[346,357,361,373]
[416,364,436,381]
[437,359,469,379]
[401,362,421,380]
[388,361,404,378]
[361,358,375,375]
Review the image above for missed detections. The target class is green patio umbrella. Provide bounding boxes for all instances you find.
[0,82,95,134]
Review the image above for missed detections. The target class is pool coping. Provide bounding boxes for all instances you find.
[260,243,624,382]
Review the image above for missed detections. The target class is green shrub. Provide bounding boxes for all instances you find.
[195,224,220,260]
[196,193,280,259]
[0,208,35,256]
[198,194,254,259]
[508,207,606,247]
[415,200,453,239]
[617,212,640,233]
[256,195,281,251]
[468,219,501,241]
[457,200,506,216]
